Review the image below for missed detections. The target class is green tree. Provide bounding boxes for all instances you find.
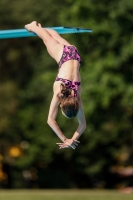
[0,0,133,189]
[58,0,133,188]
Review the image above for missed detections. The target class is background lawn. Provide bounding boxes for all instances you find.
[0,190,132,200]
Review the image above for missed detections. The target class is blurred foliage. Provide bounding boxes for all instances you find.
[0,0,133,189]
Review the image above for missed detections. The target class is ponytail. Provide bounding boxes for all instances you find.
[59,84,79,118]
[58,84,71,99]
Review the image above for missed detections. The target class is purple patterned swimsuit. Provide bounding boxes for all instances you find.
[58,45,82,68]
[55,45,82,97]
[55,77,81,97]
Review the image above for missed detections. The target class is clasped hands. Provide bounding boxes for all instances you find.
[56,138,80,150]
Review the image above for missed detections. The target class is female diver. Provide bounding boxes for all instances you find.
[25,21,86,150]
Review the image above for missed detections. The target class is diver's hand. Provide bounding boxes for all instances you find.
[56,139,80,150]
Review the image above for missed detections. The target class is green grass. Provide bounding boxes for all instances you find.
[0,190,132,200]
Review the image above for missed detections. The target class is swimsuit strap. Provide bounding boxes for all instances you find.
[55,77,81,97]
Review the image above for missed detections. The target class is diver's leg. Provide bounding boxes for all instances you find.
[25,21,63,62]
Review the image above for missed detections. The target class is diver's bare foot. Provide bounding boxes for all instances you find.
[25,21,42,32]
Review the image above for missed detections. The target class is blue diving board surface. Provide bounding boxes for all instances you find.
[0,26,92,39]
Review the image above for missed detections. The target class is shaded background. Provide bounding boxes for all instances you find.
[0,0,133,189]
